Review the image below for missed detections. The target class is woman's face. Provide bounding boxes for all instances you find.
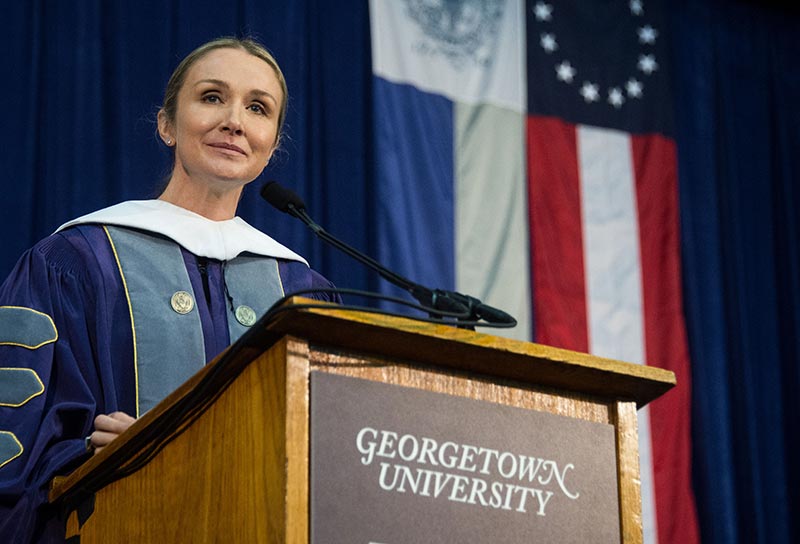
[158,47,283,191]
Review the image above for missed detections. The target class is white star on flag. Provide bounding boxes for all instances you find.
[580,82,600,103]
[540,33,558,53]
[608,87,625,108]
[555,61,576,83]
[630,0,644,16]
[626,78,644,98]
[638,25,658,44]
[533,2,553,22]
[638,54,658,74]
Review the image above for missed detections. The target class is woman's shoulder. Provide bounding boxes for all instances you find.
[28,224,113,278]
[0,225,116,305]
[277,259,340,302]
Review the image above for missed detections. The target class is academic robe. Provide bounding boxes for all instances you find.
[0,201,337,543]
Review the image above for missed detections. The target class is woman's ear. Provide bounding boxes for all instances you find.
[157,109,175,146]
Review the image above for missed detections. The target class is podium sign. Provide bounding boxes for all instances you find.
[311,372,620,543]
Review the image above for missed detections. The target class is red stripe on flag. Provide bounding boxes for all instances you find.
[527,116,588,352]
[632,134,700,544]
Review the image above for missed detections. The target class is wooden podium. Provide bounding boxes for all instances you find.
[49,298,674,543]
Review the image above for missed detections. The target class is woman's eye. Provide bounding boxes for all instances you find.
[203,94,221,103]
[249,103,267,115]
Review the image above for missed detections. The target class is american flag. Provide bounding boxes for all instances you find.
[526,1,699,542]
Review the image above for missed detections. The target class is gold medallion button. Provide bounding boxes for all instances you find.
[235,305,257,327]
[170,291,194,315]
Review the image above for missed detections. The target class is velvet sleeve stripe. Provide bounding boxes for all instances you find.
[0,368,45,407]
[0,306,58,349]
[0,431,23,469]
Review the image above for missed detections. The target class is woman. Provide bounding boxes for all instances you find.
[0,37,337,542]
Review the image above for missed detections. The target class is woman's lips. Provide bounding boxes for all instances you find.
[208,142,246,156]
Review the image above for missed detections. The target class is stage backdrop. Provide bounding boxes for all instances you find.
[1,1,798,543]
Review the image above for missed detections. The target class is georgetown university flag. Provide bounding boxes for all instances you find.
[369,1,700,542]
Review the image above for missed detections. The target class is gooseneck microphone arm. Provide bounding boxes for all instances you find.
[290,205,422,297]
[260,181,516,326]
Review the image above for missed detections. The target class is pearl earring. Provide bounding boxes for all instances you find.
[166,139,172,145]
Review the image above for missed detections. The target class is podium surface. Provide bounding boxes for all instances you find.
[50,299,675,543]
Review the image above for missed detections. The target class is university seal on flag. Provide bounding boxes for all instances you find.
[404,0,505,68]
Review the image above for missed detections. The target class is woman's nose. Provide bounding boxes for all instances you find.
[221,106,244,135]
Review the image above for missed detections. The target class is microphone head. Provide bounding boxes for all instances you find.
[260,181,306,213]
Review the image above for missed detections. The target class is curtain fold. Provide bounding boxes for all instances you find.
[671,2,800,542]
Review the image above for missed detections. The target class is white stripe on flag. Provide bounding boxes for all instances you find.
[577,126,644,363]
[637,406,658,544]
[577,125,658,543]
[455,103,531,341]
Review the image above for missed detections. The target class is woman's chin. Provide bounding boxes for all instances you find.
[201,172,255,190]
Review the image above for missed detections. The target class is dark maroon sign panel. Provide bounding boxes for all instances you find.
[310,371,620,543]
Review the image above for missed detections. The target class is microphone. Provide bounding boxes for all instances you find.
[260,181,305,214]
[260,181,516,326]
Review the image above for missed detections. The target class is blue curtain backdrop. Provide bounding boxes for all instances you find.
[1,1,797,543]
[671,2,800,543]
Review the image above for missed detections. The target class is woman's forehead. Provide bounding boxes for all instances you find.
[183,48,282,98]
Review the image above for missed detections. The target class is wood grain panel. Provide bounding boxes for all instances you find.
[614,400,644,543]
[63,337,301,543]
[310,347,611,424]
[284,338,311,543]
[266,300,675,407]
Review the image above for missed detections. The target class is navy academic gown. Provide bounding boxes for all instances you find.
[0,221,336,543]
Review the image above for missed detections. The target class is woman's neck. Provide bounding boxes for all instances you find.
[158,177,243,221]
